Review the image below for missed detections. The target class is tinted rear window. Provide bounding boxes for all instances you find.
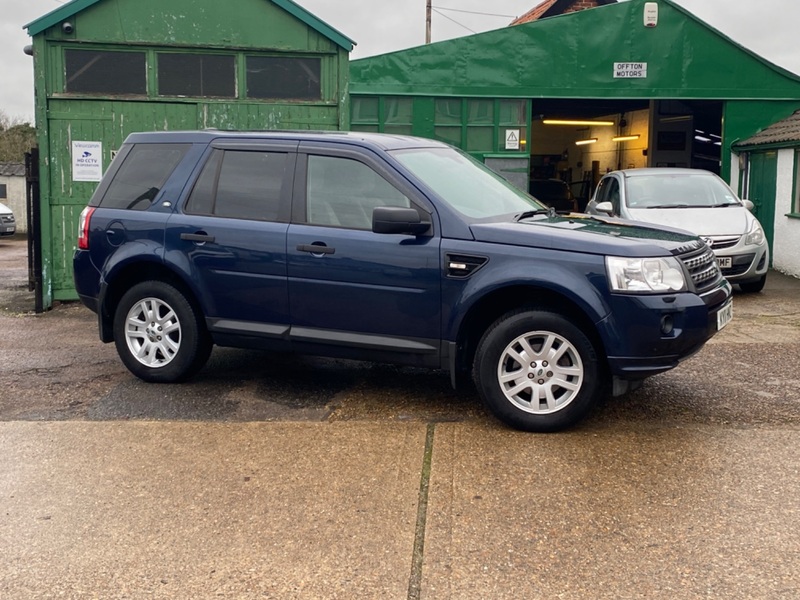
[185,150,288,221]
[99,144,190,210]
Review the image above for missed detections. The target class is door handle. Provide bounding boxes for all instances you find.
[180,232,215,243]
[296,243,335,255]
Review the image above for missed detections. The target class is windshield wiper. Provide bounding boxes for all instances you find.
[713,202,739,208]
[514,208,557,221]
[645,204,690,209]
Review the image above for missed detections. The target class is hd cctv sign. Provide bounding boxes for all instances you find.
[72,141,103,182]
[613,62,648,78]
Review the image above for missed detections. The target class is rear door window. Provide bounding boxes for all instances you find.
[185,149,289,221]
[100,144,190,210]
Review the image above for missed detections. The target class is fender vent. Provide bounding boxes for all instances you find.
[446,254,488,278]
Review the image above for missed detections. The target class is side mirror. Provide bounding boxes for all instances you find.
[595,201,615,216]
[372,206,431,235]
[742,199,755,211]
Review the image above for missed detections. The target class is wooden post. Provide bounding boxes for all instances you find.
[426,0,431,44]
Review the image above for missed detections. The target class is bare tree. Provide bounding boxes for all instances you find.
[0,109,37,163]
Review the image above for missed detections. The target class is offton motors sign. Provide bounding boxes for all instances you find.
[613,62,648,78]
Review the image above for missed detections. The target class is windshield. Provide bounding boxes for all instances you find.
[390,147,542,219]
[625,173,741,209]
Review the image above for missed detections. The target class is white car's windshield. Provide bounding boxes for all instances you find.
[390,147,542,218]
[626,173,741,209]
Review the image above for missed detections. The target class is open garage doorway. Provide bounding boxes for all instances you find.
[529,99,723,210]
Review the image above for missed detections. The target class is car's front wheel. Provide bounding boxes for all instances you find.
[473,309,602,432]
[113,280,212,382]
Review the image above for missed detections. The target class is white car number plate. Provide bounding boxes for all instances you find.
[717,301,733,331]
[717,257,732,269]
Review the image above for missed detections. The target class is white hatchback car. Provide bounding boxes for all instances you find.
[0,202,16,237]
[587,168,769,292]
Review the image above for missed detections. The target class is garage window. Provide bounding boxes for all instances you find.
[351,97,412,135]
[246,56,321,100]
[434,98,529,153]
[794,150,800,215]
[65,49,146,95]
[158,53,236,98]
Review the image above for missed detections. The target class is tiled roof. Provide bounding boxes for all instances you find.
[736,110,800,147]
[0,163,25,177]
[512,0,559,24]
[511,0,617,25]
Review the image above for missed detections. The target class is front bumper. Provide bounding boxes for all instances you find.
[601,277,732,380]
[716,242,769,284]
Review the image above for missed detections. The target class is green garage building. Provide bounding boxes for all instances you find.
[24,0,353,308]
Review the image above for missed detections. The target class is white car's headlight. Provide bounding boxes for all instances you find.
[606,256,688,293]
[745,221,765,246]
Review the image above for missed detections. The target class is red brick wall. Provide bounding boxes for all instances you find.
[563,0,602,13]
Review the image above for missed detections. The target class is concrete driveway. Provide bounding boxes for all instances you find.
[1,236,799,599]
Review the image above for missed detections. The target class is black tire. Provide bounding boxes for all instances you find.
[113,280,212,383]
[738,275,766,293]
[473,309,602,432]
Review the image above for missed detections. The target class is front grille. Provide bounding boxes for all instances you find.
[676,243,722,294]
[0,214,13,224]
[704,235,740,250]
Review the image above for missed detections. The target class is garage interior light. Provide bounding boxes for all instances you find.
[660,115,692,123]
[612,134,641,142]
[542,119,615,126]
[575,138,598,146]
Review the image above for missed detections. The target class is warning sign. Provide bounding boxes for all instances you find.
[504,129,520,150]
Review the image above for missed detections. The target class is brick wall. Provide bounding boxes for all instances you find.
[564,0,603,13]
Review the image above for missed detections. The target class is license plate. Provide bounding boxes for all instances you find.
[716,301,733,331]
[717,256,732,269]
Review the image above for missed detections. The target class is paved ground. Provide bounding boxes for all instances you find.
[1,236,799,599]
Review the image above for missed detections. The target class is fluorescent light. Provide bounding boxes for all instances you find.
[612,134,640,142]
[543,119,615,127]
[695,135,712,143]
[660,115,692,123]
[575,138,598,146]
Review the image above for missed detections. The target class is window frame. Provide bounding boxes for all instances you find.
[792,149,800,217]
[351,96,413,135]
[432,98,530,155]
[183,141,297,223]
[156,52,237,99]
[63,48,147,97]
[245,55,323,101]
[59,46,334,103]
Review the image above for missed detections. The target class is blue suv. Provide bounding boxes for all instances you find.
[74,131,732,432]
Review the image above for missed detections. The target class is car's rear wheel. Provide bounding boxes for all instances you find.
[738,274,766,293]
[473,309,602,432]
[113,281,211,382]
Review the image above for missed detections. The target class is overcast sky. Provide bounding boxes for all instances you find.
[2,0,799,122]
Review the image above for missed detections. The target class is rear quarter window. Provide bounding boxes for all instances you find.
[99,144,190,210]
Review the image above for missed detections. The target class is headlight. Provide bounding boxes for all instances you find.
[745,221,764,246]
[606,256,688,293]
